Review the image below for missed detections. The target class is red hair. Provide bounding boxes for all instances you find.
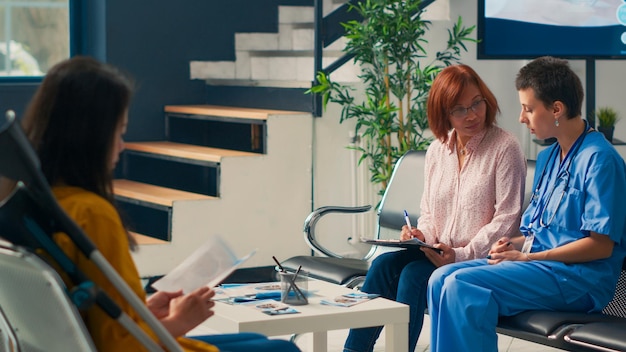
[427,64,499,142]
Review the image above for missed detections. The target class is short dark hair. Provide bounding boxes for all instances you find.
[515,56,584,119]
[427,64,499,142]
[22,56,133,199]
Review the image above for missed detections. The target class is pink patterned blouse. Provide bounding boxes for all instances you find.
[418,125,526,262]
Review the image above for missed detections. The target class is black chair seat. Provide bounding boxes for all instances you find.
[281,255,369,286]
[497,311,625,351]
[566,321,626,351]
[498,311,623,337]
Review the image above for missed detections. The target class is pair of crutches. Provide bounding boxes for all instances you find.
[0,110,182,352]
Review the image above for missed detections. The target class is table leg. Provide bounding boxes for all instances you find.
[384,322,408,352]
[311,331,328,352]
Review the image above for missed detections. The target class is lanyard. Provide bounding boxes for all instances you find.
[528,120,590,229]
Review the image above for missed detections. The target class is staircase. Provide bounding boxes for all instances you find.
[114,104,314,277]
[189,2,360,87]
[112,2,364,277]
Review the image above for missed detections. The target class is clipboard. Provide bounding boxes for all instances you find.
[360,237,442,253]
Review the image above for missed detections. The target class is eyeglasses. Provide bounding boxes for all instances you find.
[449,99,487,119]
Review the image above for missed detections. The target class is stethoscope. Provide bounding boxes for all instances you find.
[528,119,591,229]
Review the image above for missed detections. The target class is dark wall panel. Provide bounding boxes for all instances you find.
[2,0,314,139]
[0,83,39,120]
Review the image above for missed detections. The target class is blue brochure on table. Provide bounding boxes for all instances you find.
[321,292,380,307]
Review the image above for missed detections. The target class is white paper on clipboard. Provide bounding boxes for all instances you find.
[151,235,256,294]
[360,237,442,253]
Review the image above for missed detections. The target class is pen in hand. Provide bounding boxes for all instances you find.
[403,210,414,238]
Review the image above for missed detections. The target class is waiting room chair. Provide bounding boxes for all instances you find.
[496,258,626,352]
[0,240,97,352]
[281,150,427,288]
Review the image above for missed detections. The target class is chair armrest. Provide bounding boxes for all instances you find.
[303,205,372,258]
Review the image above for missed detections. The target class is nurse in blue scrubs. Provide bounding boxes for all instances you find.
[427,56,626,352]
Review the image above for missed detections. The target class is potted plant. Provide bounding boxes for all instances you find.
[308,0,476,195]
[594,107,620,143]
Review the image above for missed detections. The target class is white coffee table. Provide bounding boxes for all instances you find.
[198,280,409,352]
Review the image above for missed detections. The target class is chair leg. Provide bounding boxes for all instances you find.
[345,276,366,290]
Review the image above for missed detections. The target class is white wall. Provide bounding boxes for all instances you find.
[311,0,626,257]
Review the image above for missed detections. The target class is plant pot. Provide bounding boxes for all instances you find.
[597,126,615,142]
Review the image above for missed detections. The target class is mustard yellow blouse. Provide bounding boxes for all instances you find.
[53,186,218,352]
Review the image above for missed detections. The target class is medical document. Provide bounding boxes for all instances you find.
[151,235,256,294]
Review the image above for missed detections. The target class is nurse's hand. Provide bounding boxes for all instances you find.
[422,242,455,267]
[489,237,513,254]
[486,250,526,265]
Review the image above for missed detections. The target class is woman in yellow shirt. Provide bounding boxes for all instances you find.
[20,56,301,352]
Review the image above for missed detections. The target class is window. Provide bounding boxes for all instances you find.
[0,0,69,77]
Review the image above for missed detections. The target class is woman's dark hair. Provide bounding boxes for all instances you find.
[21,56,135,246]
[515,56,584,119]
[427,64,499,142]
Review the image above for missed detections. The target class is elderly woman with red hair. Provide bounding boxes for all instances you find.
[343,64,527,352]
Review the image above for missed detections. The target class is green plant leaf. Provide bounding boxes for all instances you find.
[307,0,476,195]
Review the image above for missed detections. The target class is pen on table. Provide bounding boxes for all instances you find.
[272,255,285,272]
[293,265,302,281]
[290,265,306,299]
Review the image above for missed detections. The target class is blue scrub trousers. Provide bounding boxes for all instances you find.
[192,332,301,352]
[427,259,594,352]
[343,249,436,352]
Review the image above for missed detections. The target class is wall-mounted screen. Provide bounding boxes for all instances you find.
[478,0,626,59]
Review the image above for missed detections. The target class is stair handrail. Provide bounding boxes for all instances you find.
[312,0,436,117]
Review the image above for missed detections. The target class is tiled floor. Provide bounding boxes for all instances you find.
[189,314,563,351]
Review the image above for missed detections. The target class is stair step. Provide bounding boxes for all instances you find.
[113,179,215,207]
[113,180,216,242]
[204,85,313,112]
[248,50,345,57]
[278,6,314,24]
[133,232,168,245]
[235,33,279,51]
[204,79,311,89]
[251,55,359,82]
[164,104,303,120]
[124,141,258,164]
[191,50,359,83]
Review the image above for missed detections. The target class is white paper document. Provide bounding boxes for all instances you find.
[151,235,256,294]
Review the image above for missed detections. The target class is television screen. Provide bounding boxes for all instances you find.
[478,0,626,59]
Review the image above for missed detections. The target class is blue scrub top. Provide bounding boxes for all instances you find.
[520,131,626,309]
